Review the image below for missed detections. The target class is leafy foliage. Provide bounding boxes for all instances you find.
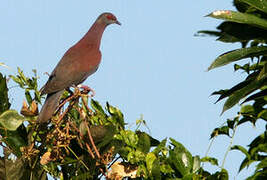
[199,0,267,179]
[0,73,10,114]
[1,1,266,179]
[0,70,227,179]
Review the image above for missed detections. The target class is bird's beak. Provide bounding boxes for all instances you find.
[115,20,121,25]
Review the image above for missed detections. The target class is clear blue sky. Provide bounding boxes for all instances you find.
[0,1,265,179]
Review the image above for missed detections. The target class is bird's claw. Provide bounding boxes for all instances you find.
[77,84,96,97]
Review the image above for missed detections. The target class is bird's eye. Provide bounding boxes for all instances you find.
[106,14,115,21]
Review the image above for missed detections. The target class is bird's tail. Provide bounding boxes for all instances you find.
[37,90,64,123]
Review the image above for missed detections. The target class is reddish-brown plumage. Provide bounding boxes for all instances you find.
[38,12,120,123]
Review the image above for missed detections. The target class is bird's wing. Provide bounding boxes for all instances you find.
[40,45,101,95]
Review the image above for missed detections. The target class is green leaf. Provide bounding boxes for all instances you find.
[25,90,32,105]
[256,158,267,171]
[234,0,251,13]
[69,108,79,120]
[211,89,228,96]
[127,149,145,164]
[210,126,230,138]
[17,67,27,83]
[231,145,250,159]
[91,125,116,148]
[216,22,267,43]
[221,79,262,114]
[160,163,175,175]
[253,144,267,155]
[242,89,267,104]
[240,104,255,114]
[249,133,265,149]
[106,102,125,128]
[239,157,255,172]
[246,169,267,180]
[0,110,27,156]
[169,138,193,176]
[213,79,252,103]
[0,73,10,114]
[208,46,267,71]
[219,169,229,180]
[146,152,161,179]
[207,10,267,30]
[227,117,239,129]
[91,99,105,115]
[257,61,267,80]
[153,138,167,155]
[209,169,229,180]
[200,156,219,166]
[119,130,138,148]
[217,33,241,43]
[9,75,22,87]
[137,164,148,179]
[0,153,47,180]
[240,0,267,14]
[136,131,151,153]
[196,30,221,37]
[234,63,250,73]
[146,153,156,171]
[0,156,28,180]
[258,109,267,120]
[182,173,195,180]
[238,116,255,125]
[0,110,24,131]
[0,125,27,157]
[169,150,189,176]
[192,156,201,173]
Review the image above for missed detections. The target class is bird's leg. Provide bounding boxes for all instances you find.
[77,84,96,97]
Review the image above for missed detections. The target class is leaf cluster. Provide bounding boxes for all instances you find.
[0,70,228,179]
[199,0,267,179]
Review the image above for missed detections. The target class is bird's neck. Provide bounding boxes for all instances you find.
[79,21,107,49]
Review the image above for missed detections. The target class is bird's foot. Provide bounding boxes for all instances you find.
[77,84,96,97]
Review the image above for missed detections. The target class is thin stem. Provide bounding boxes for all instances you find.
[85,142,95,159]
[221,120,238,169]
[201,137,215,168]
[57,94,75,110]
[205,137,215,157]
[85,121,100,158]
[67,146,89,171]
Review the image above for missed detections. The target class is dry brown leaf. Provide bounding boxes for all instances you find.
[40,151,52,165]
[20,100,39,116]
[107,162,137,180]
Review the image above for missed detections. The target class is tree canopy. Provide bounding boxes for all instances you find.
[0,0,267,179]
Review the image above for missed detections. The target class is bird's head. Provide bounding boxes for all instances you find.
[98,12,121,26]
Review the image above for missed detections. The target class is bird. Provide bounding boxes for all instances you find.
[37,12,121,123]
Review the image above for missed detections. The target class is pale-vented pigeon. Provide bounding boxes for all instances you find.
[38,12,121,123]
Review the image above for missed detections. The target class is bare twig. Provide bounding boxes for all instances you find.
[85,143,95,159]
[85,121,100,159]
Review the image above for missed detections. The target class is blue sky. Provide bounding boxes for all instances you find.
[0,1,265,179]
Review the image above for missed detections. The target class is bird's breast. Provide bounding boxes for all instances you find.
[77,48,102,74]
